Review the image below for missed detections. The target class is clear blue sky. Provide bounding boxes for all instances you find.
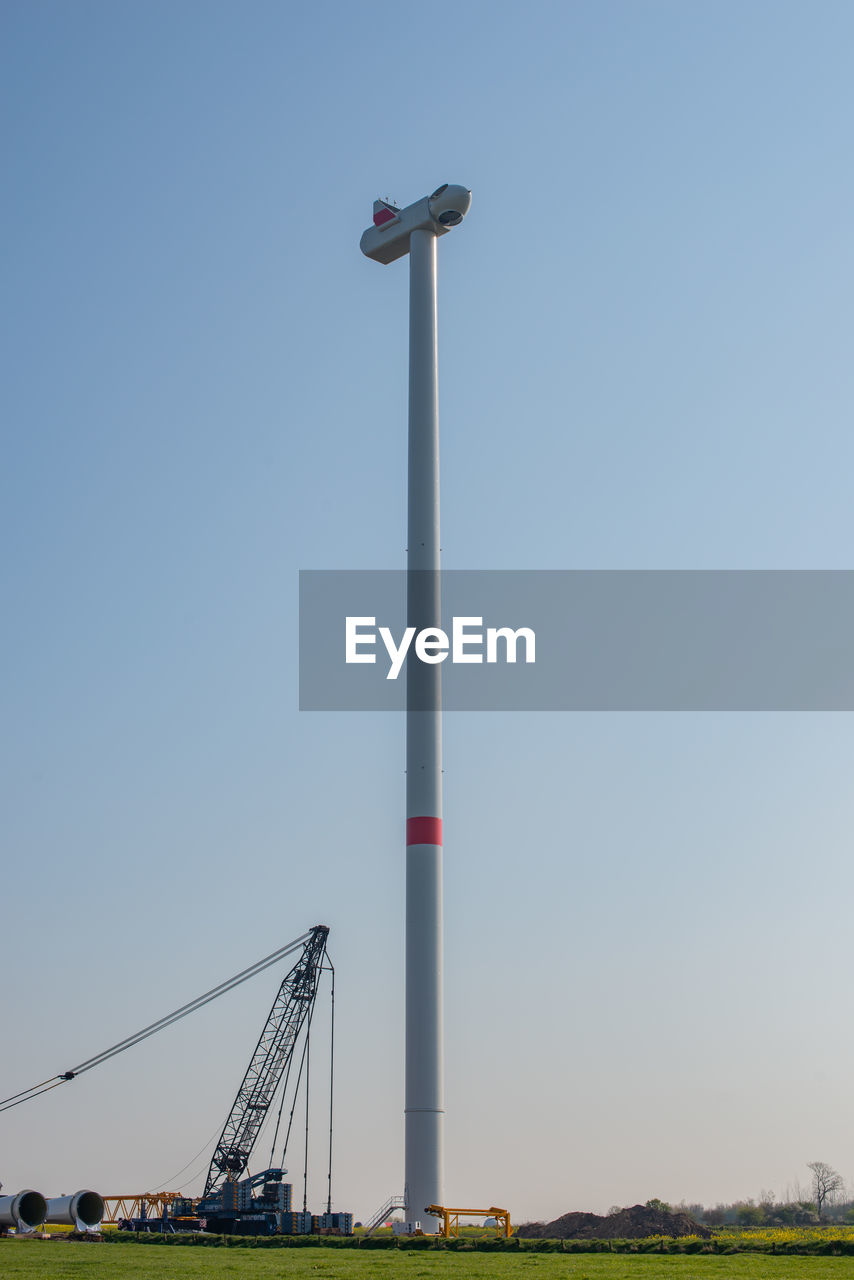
[3,0,854,1220]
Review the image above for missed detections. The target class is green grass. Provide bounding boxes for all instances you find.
[4,1243,854,1279]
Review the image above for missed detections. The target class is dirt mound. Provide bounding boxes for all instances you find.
[517,1204,710,1240]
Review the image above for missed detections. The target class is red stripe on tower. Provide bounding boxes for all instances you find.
[406,816,443,847]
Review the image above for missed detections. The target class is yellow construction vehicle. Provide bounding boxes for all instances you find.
[101,1193,179,1226]
[425,1205,512,1239]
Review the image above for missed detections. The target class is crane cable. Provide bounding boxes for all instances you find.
[144,1119,225,1196]
[269,948,334,1198]
[0,930,313,1115]
[266,1025,301,1170]
[325,948,335,1215]
[264,959,323,1168]
[259,947,336,1213]
[276,1006,313,1169]
[303,994,311,1214]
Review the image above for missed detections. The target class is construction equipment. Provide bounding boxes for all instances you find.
[425,1204,512,1239]
[113,925,351,1236]
[101,1193,179,1225]
[192,925,331,1234]
[3,925,350,1237]
[203,925,328,1198]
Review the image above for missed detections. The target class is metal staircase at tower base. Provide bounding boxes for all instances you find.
[363,1194,406,1234]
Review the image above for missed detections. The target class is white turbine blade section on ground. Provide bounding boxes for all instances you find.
[0,1191,48,1231]
[45,1191,105,1230]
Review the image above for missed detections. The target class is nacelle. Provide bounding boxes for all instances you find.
[360,184,471,264]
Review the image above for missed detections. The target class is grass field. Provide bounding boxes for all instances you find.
[3,1244,854,1279]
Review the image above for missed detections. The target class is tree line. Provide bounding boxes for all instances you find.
[669,1162,851,1228]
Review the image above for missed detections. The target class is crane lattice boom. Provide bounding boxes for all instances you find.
[203,925,329,1198]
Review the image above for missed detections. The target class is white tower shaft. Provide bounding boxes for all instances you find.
[404,228,444,1230]
[361,182,470,1232]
